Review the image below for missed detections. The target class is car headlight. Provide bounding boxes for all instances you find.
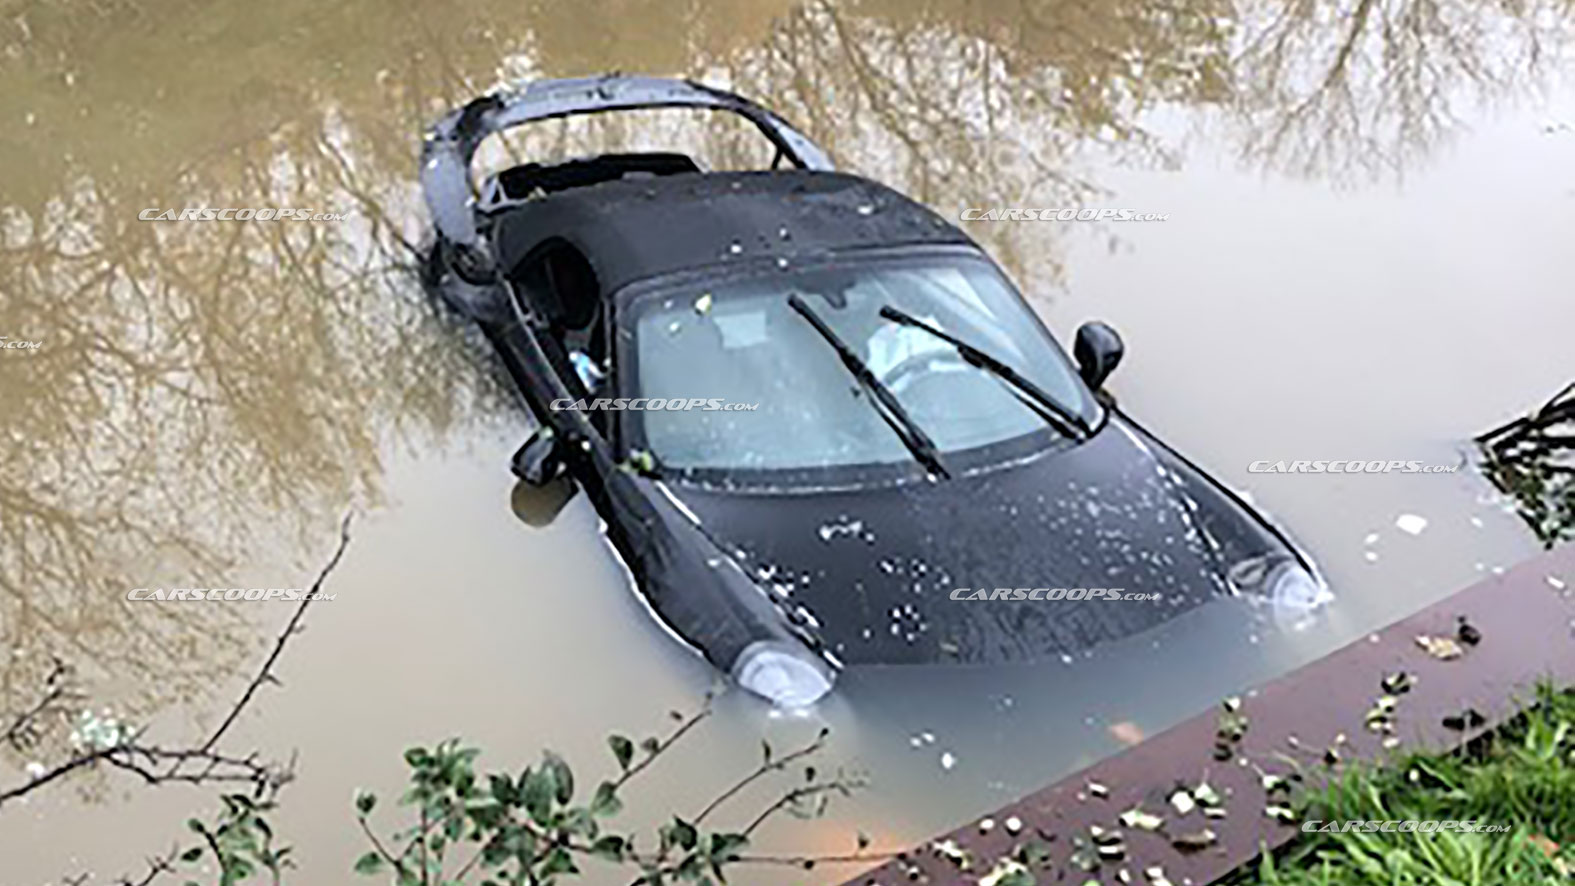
[731,640,835,709]
[1228,554,1333,629]
[1269,561,1332,613]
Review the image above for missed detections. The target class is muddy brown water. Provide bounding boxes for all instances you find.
[1,1,1572,883]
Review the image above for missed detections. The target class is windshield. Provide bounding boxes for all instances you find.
[619,252,1100,473]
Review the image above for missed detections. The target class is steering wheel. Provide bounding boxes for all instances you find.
[877,348,973,399]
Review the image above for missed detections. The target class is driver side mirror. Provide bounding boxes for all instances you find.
[1074,321,1124,390]
[511,426,566,487]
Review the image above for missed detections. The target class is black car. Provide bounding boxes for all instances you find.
[419,75,1330,707]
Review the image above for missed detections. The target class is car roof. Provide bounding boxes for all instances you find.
[490,169,974,295]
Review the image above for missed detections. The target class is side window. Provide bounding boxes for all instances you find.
[511,243,611,433]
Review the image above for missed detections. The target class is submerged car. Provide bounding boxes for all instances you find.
[419,75,1331,707]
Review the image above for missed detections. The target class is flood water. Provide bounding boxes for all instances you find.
[1,1,1572,883]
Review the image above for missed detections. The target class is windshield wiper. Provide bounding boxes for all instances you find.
[877,305,1091,441]
[787,294,950,479]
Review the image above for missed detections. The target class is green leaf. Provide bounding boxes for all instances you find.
[563,807,600,839]
[641,736,661,755]
[670,817,698,850]
[489,773,516,805]
[178,847,203,863]
[353,852,386,875]
[543,751,574,805]
[539,846,577,876]
[591,781,623,817]
[708,832,749,861]
[590,834,627,862]
[403,746,430,768]
[186,818,205,834]
[521,767,556,826]
[608,735,635,771]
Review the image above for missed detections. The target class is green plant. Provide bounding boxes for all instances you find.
[1226,684,1575,885]
[347,698,882,886]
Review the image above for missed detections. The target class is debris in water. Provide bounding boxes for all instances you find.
[978,818,995,833]
[1193,780,1222,807]
[1169,789,1196,816]
[1087,781,1109,799]
[1395,513,1428,535]
[940,751,957,770]
[1363,532,1380,545]
[1549,575,1568,591]
[1004,815,1022,835]
[1109,721,1145,746]
[693,292,713,314]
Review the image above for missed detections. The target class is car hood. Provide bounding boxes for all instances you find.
[656,414,1292,666]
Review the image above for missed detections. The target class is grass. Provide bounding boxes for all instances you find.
[1223,684,1575,885]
